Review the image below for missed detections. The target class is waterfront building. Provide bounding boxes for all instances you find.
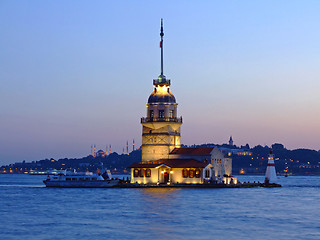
[219,147,253,156]
[130,159,213,185]
[169,147,232,179]
[130,20,236,185]
[130,146,236,184]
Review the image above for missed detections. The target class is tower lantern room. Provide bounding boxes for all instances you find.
[141,19,182,162]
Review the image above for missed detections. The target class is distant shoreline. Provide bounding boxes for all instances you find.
[1,173,320,176]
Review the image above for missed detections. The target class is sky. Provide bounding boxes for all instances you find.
[1,0,320,165]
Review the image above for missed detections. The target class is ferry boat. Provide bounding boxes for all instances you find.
[43,169,120,188]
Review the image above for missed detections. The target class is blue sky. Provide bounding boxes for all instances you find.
[1,0,320,164]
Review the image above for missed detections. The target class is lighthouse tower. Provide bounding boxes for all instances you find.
[141,19,182,162]
[265,149,277,184]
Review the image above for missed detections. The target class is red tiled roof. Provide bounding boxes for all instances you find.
[128,162,159,168]
[170,147,214,155]
[128,159,208,168]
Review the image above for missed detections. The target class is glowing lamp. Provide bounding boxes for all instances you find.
[156,85,168,93]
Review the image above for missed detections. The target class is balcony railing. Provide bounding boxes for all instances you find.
[141,116,182,123]
[153,79,171,86]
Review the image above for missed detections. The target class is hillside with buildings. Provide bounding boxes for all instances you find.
[1,143,319,175]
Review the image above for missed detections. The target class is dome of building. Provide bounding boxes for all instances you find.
[148,87,176,103]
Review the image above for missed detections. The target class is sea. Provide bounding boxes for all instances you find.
[0,174,319,240]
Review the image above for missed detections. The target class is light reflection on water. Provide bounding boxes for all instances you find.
[141,187,181,197]
[0,174,320,240]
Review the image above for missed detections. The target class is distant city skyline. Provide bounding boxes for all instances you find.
[1,1,320,165]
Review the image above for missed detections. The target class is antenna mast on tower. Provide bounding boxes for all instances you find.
[160,18,164,76]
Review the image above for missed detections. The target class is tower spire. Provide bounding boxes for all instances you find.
[154,19,170,86]
[160,18,164,76]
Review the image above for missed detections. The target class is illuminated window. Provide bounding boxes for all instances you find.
[159,110,164,118]
[134,169,139,177]
[182,169,189,178]
[146,169,151,177]
[140,169,145,177]
[169,110,174,118]
[149,110,154,119]
[195,169,200,178]
[189,169,195,178]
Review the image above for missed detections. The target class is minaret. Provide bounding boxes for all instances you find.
[126,141,129,155]
[106,145,108,156]
[133,139,135,151]
[91,145,93,156]
[122,147,125,155]
[229,136,233,146]
[265,149,277,184]
[141,19,182,162]
[109,145,111,154]
[94,145,96,158]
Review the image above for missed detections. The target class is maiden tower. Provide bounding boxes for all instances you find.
[141,19,182,162]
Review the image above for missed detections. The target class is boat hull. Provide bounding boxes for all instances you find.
[43,180,120,188]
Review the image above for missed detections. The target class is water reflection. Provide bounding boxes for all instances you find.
[1,174,320,240]
[0,184,44,187]
[137,187,186,239]
[141,187,181,197]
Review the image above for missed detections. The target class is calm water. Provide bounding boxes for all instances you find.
[1,174,319,240]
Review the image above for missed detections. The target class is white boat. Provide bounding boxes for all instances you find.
[43,169,120,188]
